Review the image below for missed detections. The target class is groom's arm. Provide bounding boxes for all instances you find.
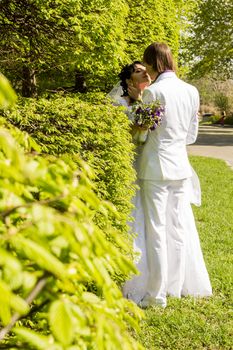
[186,89,200,145]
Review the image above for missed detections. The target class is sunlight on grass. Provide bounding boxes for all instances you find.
[137,156,233,350]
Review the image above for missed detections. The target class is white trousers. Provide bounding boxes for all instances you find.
[140,179,187,306]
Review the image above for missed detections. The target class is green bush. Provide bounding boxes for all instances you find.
[0,128,144,349]
[209,114,233,125]
[224,115,233,125]
[209,115,220,124]
[0,74,144,349]
[1,93,137,282]
[3,93,136,228]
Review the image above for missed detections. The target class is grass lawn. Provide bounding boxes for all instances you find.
[136,156,233,350]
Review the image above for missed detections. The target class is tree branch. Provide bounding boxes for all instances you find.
[0,194,65,219]
[0,276,48,341]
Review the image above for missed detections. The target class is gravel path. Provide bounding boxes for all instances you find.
[187,125,233,169]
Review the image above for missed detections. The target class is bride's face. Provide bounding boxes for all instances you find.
[130,64,151,90]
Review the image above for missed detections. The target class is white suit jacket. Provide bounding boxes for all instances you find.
[137,71,199,181]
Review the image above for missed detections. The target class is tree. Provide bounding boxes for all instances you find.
[214,92,230,113]
[184,0,233,79]
[73,0,128,91]
[124,0,185,65]
[0,0,128,96]
[0,0,83,96]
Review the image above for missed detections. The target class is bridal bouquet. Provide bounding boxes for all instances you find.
[131,100,165,144]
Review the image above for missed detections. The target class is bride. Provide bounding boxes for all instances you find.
[108,61,212,305]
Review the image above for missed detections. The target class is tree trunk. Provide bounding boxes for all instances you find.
[74,71,87,93]
[22,66,37,97]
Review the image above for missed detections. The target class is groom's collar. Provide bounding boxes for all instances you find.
[154,71,176,83]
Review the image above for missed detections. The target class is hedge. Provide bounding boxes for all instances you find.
[0,84,145,348]
[0,128,143,349]
[1,92,137,276]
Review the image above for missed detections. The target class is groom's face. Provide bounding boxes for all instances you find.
[144,63,157,81]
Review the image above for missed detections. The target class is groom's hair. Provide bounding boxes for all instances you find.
[143,42,176,73]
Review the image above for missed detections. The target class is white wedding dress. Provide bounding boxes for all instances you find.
[109,93,212,304]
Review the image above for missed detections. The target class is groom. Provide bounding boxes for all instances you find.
[136,42,199,308]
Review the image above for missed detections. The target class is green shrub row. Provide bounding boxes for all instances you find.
[0,77,144,349]
[1,93,138,282]
[3,93,136,234]
[0,128,143,349]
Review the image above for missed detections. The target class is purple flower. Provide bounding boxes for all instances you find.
[132,101,165,131]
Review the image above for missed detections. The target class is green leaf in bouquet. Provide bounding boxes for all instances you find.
[22,159,43,181]
[96,314,105,349]
[92,257,112,286]
[49,300,75,346]
[3,264,23,291]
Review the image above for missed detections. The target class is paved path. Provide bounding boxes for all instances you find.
[187,125,233,169]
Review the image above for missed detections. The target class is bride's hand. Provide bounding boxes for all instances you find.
[128,84,142,101]
[131,124,148,136]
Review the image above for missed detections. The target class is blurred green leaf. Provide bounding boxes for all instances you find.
[14,327,61,350]
[49,300,75,346]
[11,236,67,278]
[0,73,17,109]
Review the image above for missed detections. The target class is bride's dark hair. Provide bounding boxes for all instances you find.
[118,61,143,96]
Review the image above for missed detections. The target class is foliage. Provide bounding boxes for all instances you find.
[189,77,233,116]
[184,0,233,79]
[0,0,194,95]
[208,114,222,124]
[0,0,128,95]
[74,0,128,91]
[214,92,230,113]
[1,93,137,264]
[0,73,17,109]
[224,116,233,125]
[0,128,144,349]
[124,0,182,63]
[0,69,144,349]
[136,156,233,349]
[0,0,83,96]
